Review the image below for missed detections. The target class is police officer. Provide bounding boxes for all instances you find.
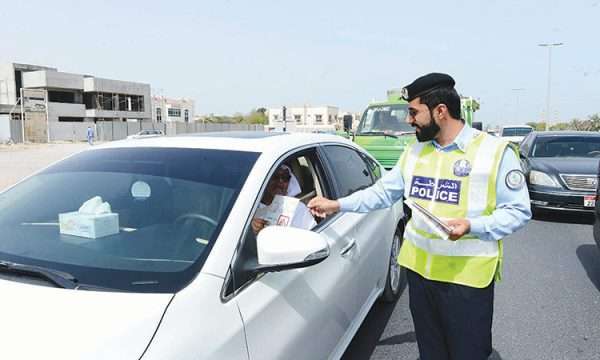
[308,73,531,360]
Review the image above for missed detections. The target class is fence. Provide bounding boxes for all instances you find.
[8,121,264,143]
[96,122,264,142]
[8,120,23,143]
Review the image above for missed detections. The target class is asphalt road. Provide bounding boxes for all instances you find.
[342,210,599,360]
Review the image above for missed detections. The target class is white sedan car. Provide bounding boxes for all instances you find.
[0,132,406,359]
[126,129,164,139]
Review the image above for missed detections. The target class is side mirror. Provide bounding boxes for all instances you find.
[254,226,330,273]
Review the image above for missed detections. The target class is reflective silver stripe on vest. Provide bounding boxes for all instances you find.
[403,142,426,198]
[467,134,504,217]
[406,223,499,257]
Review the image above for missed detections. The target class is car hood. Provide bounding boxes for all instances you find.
[0,278,173,360]
[529,157,600,175]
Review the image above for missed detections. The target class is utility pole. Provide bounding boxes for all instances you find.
[538,42,563,131]
[282,106,287,132]
[20,88,25,143]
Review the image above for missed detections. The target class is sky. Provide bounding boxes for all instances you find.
[1,0,599,127]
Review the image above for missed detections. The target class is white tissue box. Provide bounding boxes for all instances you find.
[59,211,119,239]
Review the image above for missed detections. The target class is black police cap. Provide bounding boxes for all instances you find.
[401,73,456,101]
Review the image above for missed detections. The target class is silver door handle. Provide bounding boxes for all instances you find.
[340,239,357,257]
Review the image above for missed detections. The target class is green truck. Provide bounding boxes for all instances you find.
[353,89,480,169]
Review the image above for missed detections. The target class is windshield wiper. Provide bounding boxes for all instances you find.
[357,131,399,139]
[0,260,78,289]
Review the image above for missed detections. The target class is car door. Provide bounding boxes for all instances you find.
[228,147,362,359]
[319,145,397,321]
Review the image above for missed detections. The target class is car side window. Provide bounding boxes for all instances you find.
[520,133,534,156]
[224,148,330,298]
[321,145,374,198]
[362,153,382,181]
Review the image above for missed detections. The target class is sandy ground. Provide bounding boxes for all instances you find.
[0,142,93,191]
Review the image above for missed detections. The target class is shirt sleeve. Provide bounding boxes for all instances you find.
[338,161,406,213]
[468,147,532,241]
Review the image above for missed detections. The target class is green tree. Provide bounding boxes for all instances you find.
[244,111,268,124]
[588,114,600,131]
[549,122,570,131]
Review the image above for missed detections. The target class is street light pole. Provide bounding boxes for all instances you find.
[538,42,563,131]
[511,88,525,124]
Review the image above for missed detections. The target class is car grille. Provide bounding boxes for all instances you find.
[559,174,598,191]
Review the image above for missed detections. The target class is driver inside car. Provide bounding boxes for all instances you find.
[251,164,316,235]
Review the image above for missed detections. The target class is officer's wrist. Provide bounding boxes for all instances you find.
[467,218,484,235]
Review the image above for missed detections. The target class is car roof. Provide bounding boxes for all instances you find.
[500,125,533,129]
[532,130,600,137]
[97,131,352,153]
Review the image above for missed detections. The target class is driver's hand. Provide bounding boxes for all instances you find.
[251,218,267,235]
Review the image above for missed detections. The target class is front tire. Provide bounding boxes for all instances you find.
[380,224,406,303]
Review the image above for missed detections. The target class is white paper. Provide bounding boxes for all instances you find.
[255,195,316,230]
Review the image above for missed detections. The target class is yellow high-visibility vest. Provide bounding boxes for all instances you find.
[398,130,510,288]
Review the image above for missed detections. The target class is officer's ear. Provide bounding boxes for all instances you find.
[434,104,449,121]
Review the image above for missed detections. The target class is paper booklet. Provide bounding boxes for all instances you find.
[404,198,453,240]
[255,195,316,229]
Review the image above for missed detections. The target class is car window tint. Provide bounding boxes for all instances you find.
[362,154,382,181]
[322,145,374,198]
[531,136,600,158]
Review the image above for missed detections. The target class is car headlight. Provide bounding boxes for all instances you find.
[529,170,560,187]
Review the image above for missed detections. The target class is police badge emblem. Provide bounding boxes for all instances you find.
[453,159,472,177]
[400,87,409,100]
[505,169,525,190]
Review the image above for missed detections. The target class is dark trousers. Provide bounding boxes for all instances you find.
[407,269,494,360]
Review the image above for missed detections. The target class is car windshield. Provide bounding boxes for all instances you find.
[0,147,259,293]
[502,127,532,137]
[357,104,414,134]
[531,136,600,158]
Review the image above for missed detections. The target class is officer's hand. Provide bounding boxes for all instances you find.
[445,218,471,241]
[251,218,267,235]
[307,196,340,218]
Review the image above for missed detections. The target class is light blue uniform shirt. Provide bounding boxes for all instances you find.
[339,125,532,241]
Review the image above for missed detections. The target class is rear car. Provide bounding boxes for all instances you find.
[501,125,533,145]
[126,129,164,139]
[520,131,600,213]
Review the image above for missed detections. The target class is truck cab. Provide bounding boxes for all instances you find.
[353,90,480,169]
[353,97,414,169]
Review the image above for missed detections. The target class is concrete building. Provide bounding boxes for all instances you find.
[267,105,339,132]
[151,96,194,123]
[0,62,151,122]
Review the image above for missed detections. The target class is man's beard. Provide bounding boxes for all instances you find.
[415,112,440,142]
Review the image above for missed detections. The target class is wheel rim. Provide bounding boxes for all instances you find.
[389,233,402,293]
